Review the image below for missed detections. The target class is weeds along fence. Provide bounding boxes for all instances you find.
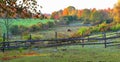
[0,32,120,52]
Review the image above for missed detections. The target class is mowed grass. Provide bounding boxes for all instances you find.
[12,19,54,27]
[0,19,54,32]
[1,45,120,62]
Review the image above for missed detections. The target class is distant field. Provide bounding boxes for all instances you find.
[0,19,54,33]
[12,19,54,27]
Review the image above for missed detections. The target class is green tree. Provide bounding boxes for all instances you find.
[90,10,102,24]
[81,9,91,24]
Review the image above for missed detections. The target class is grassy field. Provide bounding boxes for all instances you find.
[1,45,120,62]
[0,19,54,32]
[12,19,54,27]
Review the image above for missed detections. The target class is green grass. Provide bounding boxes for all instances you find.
[0,19,54,32]
[12,19,54,27]
[1,45,120,62]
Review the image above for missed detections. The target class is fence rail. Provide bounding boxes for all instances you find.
[0,32,120,52]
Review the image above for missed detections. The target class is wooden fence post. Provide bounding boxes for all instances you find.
[82,37,84,48]
[29,34,33,49]
[82,40,84,48]
[88,35,90,42]
[103,32,107,48]
[2,33,6,52]
[29,34,32,40]
[3,33,5,42]
[55,32,57,40]
[55,32,57,49]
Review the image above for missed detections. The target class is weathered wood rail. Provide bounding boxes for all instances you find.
[0,32,120,52]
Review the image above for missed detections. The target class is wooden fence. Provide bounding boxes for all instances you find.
[0,32,120,52]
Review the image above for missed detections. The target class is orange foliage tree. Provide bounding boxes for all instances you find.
[113,0,120,23]
[62,8,69,16]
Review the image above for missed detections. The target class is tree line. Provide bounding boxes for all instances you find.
[50,6,113,25]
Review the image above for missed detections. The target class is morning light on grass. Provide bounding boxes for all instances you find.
[0,0,120,62]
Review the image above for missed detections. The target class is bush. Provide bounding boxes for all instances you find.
[98,22,108,32]
[48,21,55,27]
[23,34,43,40]
[23,35,30,40]
[32,35,43,40]
[29,22,43,32]
[77,27,88,36]
[10,25,20,35]
[10,25,28,35]
[110,23,120,31]
[29,24,40,32]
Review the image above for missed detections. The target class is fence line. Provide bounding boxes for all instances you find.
[0,32,120,52]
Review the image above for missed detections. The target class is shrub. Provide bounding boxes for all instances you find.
[23,34,43,40]
[110,23,120,31]
[90,26,100,33]
[48,21,55,27]
[23,35,30,40]
[29,24,40,32]
[10,25,20,35]
[77,27,88,36]
[10,25,28,35]
[115,24,120,30]
[32,35,43,40]
[98,22,108,32]
[42,24,49,30]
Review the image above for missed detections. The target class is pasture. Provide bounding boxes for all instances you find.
[0,19,54,32]
[1,45,120,62]
[1,19,120,62]
[12,19,54,27]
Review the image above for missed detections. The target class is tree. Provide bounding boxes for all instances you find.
[81,9,91,23]
[0,0,41,41]
[113,0,120,23]
[62,8,69,16]
[77,10,83,20]
[16,0,41,14]
[51,11,59,20]
[67,6,76,16]
[0,0,17,41]
[90,10,102,24]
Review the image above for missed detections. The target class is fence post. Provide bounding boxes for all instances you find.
[29,34,32,49]
[1,42,5,53]
[103,32,107,48]
[3,33,5,42]
[2,33,6,52]
[29,34,32,40]
[82,40,84,48]
[82,37,84,48]
[88,35,90,42]
[55,32,57,49]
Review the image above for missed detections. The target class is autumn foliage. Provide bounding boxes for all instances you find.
[51,6,113,25]
[113,0,120,23]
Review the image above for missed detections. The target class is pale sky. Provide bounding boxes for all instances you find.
[37,0,118,14]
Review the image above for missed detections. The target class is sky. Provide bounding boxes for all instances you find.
[37,0,118,14]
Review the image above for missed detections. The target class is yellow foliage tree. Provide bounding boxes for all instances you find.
[113,0,120,23]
